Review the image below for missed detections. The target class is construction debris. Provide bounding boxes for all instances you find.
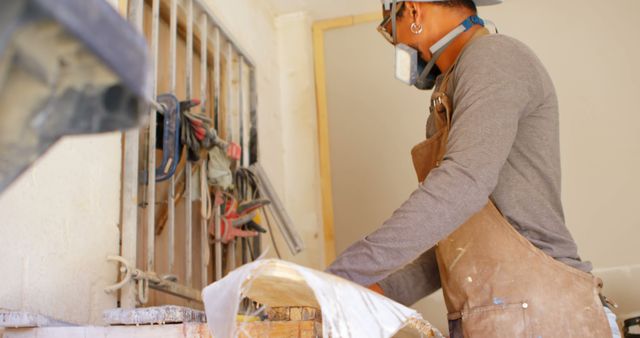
[0,310,73,328]
[103,305,206,326]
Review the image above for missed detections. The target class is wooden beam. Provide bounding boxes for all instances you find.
[238,321,321,338]
[118,0,129,16]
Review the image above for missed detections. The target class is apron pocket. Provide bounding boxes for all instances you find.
[461,302,529,338]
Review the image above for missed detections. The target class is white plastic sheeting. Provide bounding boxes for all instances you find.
[202,259,442,337]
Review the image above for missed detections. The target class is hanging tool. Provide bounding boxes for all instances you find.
[141,93,181,183]
[243,220,267,234]
[625,316,640,338]
[210,193,259,244]
[141,95,221,183]
[206,130,242,190]
[179,98,242,163]
[234,167,279,258]
[237,199,270,215]
[226,142,242,161]
[249,164,305,254]
[208,147,233,190]
[179,98,207,162]
[139,93,181,183]
[234,167,268,262]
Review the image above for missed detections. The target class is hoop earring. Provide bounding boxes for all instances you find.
[410,22,423,35]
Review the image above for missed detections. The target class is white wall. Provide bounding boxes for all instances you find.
[324,0,640,331]
[275,12,325,269]
[0,134,122,324]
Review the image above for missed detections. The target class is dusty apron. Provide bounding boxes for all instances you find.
[411,28,612,337]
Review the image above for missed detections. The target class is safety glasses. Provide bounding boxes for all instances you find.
[377,1,404,44]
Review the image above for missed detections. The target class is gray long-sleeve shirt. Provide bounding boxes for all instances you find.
[326,34,591,306]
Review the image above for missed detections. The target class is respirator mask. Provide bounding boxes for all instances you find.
[379,0,487,90]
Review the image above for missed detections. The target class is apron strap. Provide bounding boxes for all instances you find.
[429,27,491,136]
[438,27,491,95]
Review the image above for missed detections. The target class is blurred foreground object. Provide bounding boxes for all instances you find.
[0,0,149,194]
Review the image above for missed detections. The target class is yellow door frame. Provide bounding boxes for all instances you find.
[312,12,382,266]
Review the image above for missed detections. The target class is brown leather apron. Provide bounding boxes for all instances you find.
[411,28,611,337]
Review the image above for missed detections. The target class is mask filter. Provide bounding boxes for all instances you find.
[394,44,419,86]
[395,44,441,90]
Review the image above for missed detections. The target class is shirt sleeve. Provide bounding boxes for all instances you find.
[377,247,441,306]
[326,37,540,287]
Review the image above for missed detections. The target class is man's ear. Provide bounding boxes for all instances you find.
[404,2,423,23]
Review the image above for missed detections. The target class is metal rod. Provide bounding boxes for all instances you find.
[240,59,251,167]
[241,238,247,263]
[149,276,202,302]
[147,0,160,275]
[248,68,257,165]
[200,13,209,288]
[228,239,236,272]
[167,0,178,277]
[226,43,233,141]
[192,0,255,68]
[238,56,247,264]
[120,0,143,309]
[185,0,194,288]
[170,0,177,91]
[148,277,202,302]
[107,256,202,303]
[213,27,222,281]
[250,164,305,254]
[127,0,142,28]
[239,57,244,167]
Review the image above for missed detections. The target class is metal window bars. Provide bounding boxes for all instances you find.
[111,0,260,307]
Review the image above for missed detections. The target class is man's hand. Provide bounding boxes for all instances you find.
[368,283,384,295]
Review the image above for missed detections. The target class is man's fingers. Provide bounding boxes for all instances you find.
[368,283,385,295]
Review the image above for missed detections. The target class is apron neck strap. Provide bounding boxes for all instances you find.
[438,27,491,94]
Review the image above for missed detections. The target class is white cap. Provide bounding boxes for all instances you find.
[382,0,503,10]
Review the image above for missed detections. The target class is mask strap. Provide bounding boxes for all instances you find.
[429,15,484,54]
[391,0,398,44]
[415,39,454,89]
[416,15,485,86]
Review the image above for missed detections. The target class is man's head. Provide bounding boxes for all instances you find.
[379,1,478,61]
[379,0,500,89]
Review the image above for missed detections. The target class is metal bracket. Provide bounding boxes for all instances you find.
[105,255,203,304]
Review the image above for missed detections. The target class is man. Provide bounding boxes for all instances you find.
[326,1,621,336]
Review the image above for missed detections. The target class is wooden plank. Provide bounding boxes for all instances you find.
[312,22,337,266]
[3,323,213,338]
[266,307,321,322]
[118,0,128,16]
[313,12,381,32]
[237,321,321,338]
